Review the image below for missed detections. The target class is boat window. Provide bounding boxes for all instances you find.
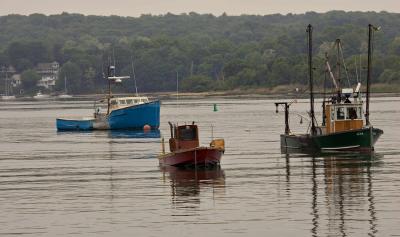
[134,99,139,104]
[119,100,126,105]
[346,107,358,119]
[336,107,345,120]
[178,126,197,141]
[110,100,117,105]
[126,99,133,104]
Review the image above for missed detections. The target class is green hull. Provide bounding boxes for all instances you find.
[281,127,383,153]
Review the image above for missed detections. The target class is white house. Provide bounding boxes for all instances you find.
[36,61,59,89]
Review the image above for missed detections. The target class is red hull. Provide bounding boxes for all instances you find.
[159,147,223,167]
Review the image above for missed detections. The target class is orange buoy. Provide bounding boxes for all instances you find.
[143,124,151,132]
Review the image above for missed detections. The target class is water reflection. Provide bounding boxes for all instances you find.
[284,152,382,237]
[56,129,161,139]
[108,129,161,139]
[161,166,226,207]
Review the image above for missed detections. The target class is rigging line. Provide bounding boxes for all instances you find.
[176,70,179,115]
[112,48,116,75]
[371,30,375,77]
[335,41,341,87]
[130,55,139,97]
[359,54,362,84]
[339,43,352,87]
[355,56,359,83]
[328,41,337,54]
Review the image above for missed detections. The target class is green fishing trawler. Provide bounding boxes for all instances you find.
[276,24,383,153]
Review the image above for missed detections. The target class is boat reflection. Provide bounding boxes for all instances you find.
[108,129,161,139]
[284,152,382,237]
[57,129,161,139]
[161,166,226,207]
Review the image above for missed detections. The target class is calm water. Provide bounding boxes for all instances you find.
[0,97,399,236]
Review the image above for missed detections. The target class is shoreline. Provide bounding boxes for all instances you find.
[3,84,400,101]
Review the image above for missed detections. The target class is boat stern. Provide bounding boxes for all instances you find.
[56,118,94,131]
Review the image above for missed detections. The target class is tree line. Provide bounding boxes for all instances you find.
[0,11,400,95]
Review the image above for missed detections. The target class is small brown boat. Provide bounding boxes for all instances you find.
[158,122,225,168]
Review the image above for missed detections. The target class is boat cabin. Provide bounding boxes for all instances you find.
[168,122,199,152]
[324,102,364,134]
[109,96,149,111]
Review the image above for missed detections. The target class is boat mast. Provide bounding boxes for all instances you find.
[105,55,131,115]
[336,39,342,101]
[131,56,139,97]
[176,70,179,112]
[307,24,316,135]
[5,68,8,97]
[322,64,327,126]
[1,66,9,96]
[107,62,113,115]
[64,76,67,94]
[366,24,373,126]
[107,51,116,114]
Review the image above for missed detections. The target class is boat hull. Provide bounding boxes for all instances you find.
[159,147,223,167]
[56,100,160,131]
[281,127,383,153]
[108,100,160,129]
[56,118,93,130]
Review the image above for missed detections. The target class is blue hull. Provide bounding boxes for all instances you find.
[56,118,94,131]
[108,100,160,129]
[56,100,160,131]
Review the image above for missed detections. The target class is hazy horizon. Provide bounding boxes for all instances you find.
[1,0,400,17]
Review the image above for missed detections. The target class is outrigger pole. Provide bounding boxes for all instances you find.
[275,102,290,135]
[307,24,316,135]
[366,24,380,126]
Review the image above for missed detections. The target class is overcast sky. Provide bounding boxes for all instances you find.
[1,0,399,17]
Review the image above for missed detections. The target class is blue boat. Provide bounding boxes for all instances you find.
[56,65,160,131]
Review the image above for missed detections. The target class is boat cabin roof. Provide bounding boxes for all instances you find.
[109,96,149,105]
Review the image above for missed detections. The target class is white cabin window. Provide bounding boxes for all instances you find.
[336,107,345,120]
[134,99,139,103]
[126,99,133,104]
[110,100,117,105]
[346,107,360,119]
[119,100,126,105]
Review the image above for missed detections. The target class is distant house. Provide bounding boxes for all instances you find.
[36,61,59,89]
[11,74,21,87]
[0,66,17,94]
[0,65,18,87]
[0,65,16,76]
